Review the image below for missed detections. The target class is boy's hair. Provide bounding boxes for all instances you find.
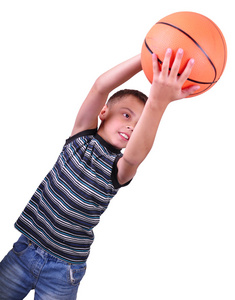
[107,89,148,106]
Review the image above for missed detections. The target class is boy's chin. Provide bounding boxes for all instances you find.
[112,141,126,150]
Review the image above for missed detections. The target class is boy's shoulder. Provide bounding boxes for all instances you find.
[65,128,98,146]
[62,128,126,189]
[65,128,121,156]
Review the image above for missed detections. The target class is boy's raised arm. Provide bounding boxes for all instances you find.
[71,55,142,136]
[117,49,200,185]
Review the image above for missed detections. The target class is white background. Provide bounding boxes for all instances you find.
[0,1,234,299]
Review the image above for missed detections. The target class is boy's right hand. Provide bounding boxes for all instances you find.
[149,48,200,108]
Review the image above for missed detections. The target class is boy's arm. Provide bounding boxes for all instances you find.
[71,55,142,136]
[117,49,200,185]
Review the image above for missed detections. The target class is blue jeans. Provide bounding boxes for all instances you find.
[0,235,86,300]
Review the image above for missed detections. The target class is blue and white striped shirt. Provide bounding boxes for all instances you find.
[15,129,129,263]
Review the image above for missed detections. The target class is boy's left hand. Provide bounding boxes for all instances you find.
[149,48,200,106]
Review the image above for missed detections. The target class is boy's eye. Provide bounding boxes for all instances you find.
[123,113,130,119]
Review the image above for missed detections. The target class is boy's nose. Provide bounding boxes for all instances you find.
[126,125,133,131]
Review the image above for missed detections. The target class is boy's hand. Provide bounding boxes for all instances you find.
[149,48,200,107]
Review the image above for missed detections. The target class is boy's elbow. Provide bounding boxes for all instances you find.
[93,76,109,95]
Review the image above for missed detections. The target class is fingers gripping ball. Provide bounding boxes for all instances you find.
[141,11,227,97]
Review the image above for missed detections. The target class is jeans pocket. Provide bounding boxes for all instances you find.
[68,263,86,286]
[12,235,30,256]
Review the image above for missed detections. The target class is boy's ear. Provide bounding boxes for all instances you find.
[99,104,109,121]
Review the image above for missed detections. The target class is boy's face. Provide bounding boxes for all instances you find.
[98,95,145,149]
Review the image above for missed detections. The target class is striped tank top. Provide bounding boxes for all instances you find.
[15,129,129,263]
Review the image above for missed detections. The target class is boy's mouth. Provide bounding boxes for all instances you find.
[119,132,129,141]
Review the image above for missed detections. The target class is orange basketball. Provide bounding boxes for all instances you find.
[141,11,227,97]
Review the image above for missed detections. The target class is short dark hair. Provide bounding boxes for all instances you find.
[107,89,148,106]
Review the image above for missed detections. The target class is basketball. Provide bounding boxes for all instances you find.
[141,11,227,97]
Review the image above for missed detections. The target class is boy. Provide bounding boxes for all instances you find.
[0,49,199,300]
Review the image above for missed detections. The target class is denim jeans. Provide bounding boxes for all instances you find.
[0,235,86,300]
